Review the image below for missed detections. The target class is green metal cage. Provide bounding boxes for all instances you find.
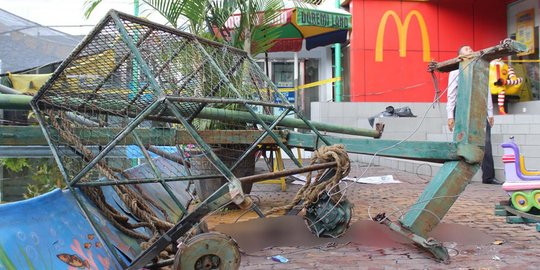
[30,10,323,269]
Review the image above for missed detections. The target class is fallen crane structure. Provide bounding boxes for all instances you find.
[0,9,527,270]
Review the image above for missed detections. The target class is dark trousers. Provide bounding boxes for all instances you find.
[481,120,495,183]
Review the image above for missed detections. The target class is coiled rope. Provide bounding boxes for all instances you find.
[264,144,350,215]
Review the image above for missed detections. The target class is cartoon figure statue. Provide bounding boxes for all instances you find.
[489,58,523,115]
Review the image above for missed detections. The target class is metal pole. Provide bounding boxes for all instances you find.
[0,94,36,110]
[334,0,342,102]
[132,0,140,92]
[0,94,382,138]
[75,174,223,187]
[0,83,21,94]
[240,161,336,185]
[294,52,299,110]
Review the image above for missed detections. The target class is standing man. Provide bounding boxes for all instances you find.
[446,45,498,184]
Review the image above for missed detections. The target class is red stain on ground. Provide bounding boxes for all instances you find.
[215,216,494,253]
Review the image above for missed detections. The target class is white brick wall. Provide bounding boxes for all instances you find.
[312,101,540,182]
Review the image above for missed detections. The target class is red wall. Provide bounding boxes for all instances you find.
[349,0,514,102]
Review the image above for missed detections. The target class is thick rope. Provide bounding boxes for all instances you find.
[46,110,175,258]
[264,144,350,215]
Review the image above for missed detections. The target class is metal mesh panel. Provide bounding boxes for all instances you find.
[32,11,294,188]
[197,40,285,104]
[37,19,158,116]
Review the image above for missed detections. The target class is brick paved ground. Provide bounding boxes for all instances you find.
[205,162,540,269]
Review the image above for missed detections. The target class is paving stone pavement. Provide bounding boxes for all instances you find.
[205,163,540,269]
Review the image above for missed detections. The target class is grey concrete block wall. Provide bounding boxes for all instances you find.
[509,100,540,114]
[312,101,540,182]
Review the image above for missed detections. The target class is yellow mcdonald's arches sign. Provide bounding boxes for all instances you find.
[375,10,431,62]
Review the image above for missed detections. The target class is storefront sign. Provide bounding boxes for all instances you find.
[375,10,431,62]
[296,8,351,29]
[516,9,535,56]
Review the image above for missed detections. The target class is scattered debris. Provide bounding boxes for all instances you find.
[291,174,401,185]
[444,241,457,249]
[270,255,289,263]
[368,106,417,127]
[343,175,401,184]
[492,255,501,261]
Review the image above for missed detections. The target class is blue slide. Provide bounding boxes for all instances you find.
[0,157,191,269]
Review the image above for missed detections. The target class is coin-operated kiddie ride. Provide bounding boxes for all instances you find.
[495,137,540,231]
[0,9,527,269]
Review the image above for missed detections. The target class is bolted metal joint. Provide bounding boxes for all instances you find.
[456,143,484,164]
[228,180,245,206]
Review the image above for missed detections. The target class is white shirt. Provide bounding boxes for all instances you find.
[446,69,493,119]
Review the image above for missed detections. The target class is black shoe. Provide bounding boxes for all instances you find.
[483,178,504,185]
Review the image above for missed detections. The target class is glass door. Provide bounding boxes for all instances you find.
[272,62,295,116]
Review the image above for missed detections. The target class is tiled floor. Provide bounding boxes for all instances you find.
[204,161,540,269]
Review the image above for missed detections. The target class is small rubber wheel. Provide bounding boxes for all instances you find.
[531,190,540,210]
[173,232,240,270]
[511,191,532,212]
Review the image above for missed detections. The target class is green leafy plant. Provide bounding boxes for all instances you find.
[83,0,303,56]
[24,160,65,198]
[0,158,30,173]
[0,158,64,199]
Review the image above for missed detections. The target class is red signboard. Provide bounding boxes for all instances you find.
[349,0,512,102]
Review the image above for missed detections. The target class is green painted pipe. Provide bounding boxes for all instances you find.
[334,0,342,102]
[198,107,380,137]
[0,94,381,138]
[0,94,34,110]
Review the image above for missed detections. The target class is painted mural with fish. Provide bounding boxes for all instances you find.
[0,157,191,269]
[0,189,121,270]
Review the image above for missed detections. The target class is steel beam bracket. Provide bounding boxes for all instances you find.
[422,238,450,263]
[376,214,449,263]
[456,143,484,164]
